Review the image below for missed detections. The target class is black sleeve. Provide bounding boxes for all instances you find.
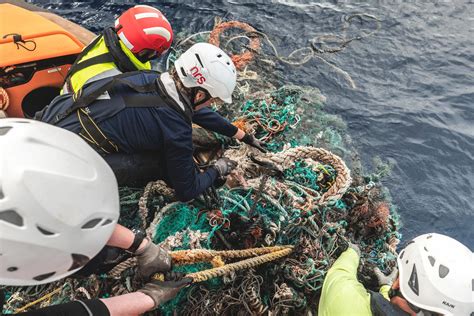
[192,107,238,138]
[164,122,219,202]
[369,291,410,316]
[15,299,110,316]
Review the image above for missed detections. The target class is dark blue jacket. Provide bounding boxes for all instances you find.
[38,71,238,201]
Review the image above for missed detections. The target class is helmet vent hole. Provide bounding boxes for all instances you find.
[195,53,204,67]
[33,271,56,282]
[0,210,24,227]
[180,67,187,77]
[36,225,56,236]
[68,253,90,271]
[81,218,102,229]
[424,246,428,252]
[0,126,12,136]
[399,250,405,259]
[438,264,449,278]
[428,256,436,267]
[101,218,114,226]
[408,264,419,296]
[226,62,230,65]
[7,266,18,272]
[217,54,222,58]
[0,186,4,199]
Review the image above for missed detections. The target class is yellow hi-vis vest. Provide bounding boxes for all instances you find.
[63,31,151,94]
[318,248,391,316]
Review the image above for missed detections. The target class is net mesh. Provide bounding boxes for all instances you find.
[1,17,398,315]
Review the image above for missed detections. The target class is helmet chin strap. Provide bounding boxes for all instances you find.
[136,49,158,63]
[191,87,212,108]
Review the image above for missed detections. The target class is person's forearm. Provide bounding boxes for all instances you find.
[106,224,147,252]
[100,292,155,316]
[329,248,360,277]
[233,128,245,140]
[174,168,219,202]
[192,107,238,137]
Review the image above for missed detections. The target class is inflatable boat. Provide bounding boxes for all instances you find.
[0,2,94,118]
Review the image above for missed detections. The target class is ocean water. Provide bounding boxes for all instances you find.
[30,0,474,249]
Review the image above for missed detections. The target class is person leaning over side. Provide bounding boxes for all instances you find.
[36,42,265,202]
[0,119,190,315]
[318,234,473,316]
[62,5,173,95]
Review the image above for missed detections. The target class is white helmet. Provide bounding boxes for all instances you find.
[397,233,474,316]
[174,42,237,104]
[0,119,119,286]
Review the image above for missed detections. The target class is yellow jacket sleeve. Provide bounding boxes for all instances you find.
[318,248,373,316]
[379,285,391,300]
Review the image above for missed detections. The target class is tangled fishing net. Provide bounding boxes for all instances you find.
[2,15,401,315]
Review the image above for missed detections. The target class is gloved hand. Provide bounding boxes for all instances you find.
[138,272,192,308]
[212,157,238,177]
[241,133,267,153]
[347,241,361,257]
[373,267,398,287]
[135,239,172,280]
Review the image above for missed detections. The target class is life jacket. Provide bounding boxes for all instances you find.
[62,27,151,94]
[37,70,193,155]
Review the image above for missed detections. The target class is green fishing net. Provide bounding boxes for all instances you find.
[2,17,399,316]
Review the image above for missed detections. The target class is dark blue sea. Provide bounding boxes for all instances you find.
[30,0,474,249]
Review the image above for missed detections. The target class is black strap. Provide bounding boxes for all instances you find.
[54,71,159,124]
[103,27,138,74]
[53,71,193,154]
[67,53,115,75]
[77,109,119,155]
[2,33,37,51]
[126,229,146,254]
[121,85,193,124]
[64,27,138,93]
[122,94,170,108]
[64,34,103,92]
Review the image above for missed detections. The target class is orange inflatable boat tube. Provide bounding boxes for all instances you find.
[0,3,85,117]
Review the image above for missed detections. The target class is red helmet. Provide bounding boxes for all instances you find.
[114,5,173,57]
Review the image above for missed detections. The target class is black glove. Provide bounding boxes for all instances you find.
[241,133,267,153]
[135,239,172,280]
[138,272,192,308]
[212,157,238,177]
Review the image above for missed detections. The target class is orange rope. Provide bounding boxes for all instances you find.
[0,87,9,111]
[209,21,261,70]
